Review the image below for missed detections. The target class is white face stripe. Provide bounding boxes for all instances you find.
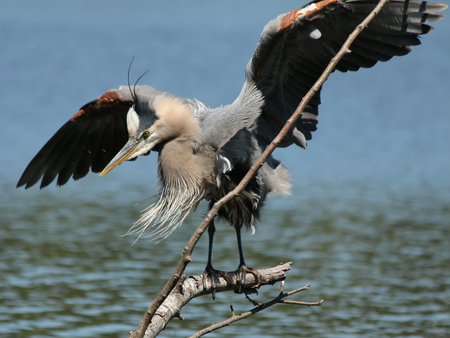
[126,106,140,136]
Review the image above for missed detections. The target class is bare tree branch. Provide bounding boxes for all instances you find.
[129,1,389,337]
[144,262,294,337]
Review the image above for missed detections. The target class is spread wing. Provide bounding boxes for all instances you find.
[246,0,447,148]
[17,89,134,189]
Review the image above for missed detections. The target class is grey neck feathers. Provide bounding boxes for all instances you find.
[126,140,205,242]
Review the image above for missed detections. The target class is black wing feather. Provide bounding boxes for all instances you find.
[245,0,446,148]
[17,90,133,189]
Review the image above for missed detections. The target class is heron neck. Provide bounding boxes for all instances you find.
[158,139,204,190]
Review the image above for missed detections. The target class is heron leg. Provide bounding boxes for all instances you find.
[206,219,216,271]
[235,224,261,292]
[203,220,230,299]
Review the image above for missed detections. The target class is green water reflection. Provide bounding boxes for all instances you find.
[1,180,449,337]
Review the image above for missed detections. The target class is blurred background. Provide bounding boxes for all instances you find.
[1,1,449,337]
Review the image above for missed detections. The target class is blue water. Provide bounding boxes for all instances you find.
[1,1,449,337]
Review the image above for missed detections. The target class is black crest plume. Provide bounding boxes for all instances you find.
[127,56,149,105]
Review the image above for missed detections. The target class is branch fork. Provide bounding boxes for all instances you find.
[187,280,323,338]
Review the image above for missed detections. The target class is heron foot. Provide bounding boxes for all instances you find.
[203,265,231,300]
[235,264,262,294]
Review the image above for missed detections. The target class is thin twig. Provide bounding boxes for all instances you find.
[188,283,322,338]
[281,300,324,306]
[130,1,389,337]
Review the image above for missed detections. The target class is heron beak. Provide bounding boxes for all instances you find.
[100,140,139,176]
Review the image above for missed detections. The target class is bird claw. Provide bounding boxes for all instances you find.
[203,266,231,300]
[235,264,262,294]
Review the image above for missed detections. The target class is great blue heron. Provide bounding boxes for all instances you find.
[17,0,446,290]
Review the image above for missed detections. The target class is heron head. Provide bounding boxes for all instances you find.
[100,91,198,176]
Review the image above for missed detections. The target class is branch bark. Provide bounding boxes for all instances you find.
[129,1,389,337]
[144,262,293,337]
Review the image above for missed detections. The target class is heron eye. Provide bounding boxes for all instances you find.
[142,131,150,138]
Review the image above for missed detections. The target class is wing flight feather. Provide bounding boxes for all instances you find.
[245,0,446,148]
[17,90,134,189]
